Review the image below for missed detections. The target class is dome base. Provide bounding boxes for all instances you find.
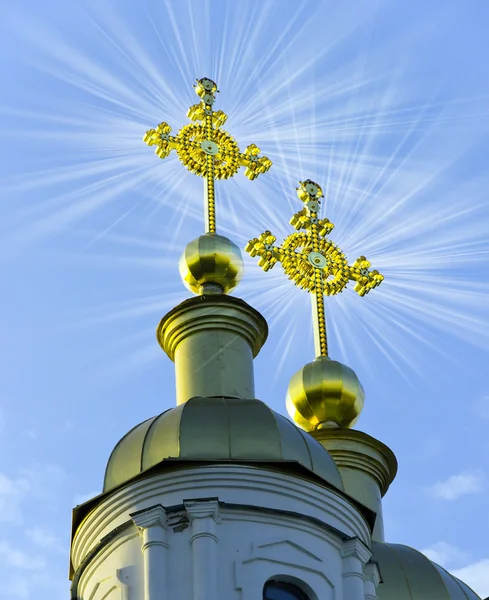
[103,396,344,494]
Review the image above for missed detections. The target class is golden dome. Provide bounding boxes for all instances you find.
[286,356,364,431]
[179,233,243,294]
[373,542,481,599]
[103,396,343,493]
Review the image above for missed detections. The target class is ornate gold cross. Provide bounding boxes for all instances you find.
[246,180,384,357]
[144,77,272,234]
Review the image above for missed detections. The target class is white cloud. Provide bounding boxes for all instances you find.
[0,473,29,496]
[420,542,489,597]
[18,464,67,510]
[421,541,469,568]
[0,473,30,524]
[475,395,489,420]
[0,464,67,524]
[0,541,46,571]
[0,565,69,600]
[26,527,63,552]
[451,559,489,597]
[1,577,30,600]
[64,419,75,431]
[427,471,485,501]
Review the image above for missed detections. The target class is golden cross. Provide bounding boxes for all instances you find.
[245,180,384,357]
[144,77,272,234]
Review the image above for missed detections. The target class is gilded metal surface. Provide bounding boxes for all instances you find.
[144,77,272,236]
[373,542,482,600]
[179,233,244,295]
[103,396,344,493]
[311,428,398,541]
[157,294,268,404]
[157,294,268,359]
[286,356,365,430]
[246,179,383,357]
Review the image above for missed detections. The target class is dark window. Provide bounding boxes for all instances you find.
[263,581,309,600]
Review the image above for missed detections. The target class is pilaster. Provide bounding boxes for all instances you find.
[342,538,371,600]
[131,504,169,600]
[364,561,381,600]
[185,499,221,600]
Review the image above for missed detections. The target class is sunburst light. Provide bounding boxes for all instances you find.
[2,0,488,390]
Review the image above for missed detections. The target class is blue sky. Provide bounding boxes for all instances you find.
[1,0,489,597]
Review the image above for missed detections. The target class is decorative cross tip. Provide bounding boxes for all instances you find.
[246,179,384,356]
[144,77,272,235]
[246,179,383,297]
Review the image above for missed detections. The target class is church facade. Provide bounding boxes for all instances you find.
[69,292,482,600]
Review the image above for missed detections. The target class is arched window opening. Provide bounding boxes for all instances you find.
[263,580,310,600]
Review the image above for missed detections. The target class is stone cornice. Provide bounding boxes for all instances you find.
[130,504,167,530]
[184,498,221,523]
[72,465,370,570]
[364,561,381,586]
[341,538,372,564]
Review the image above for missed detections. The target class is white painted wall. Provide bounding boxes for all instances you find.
[71,465,378,600]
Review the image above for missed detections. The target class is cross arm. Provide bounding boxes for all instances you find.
[187,103,228,128]
[143,122,181,159]
[237,144,273,180]
[348,256,384,296]
[289,207,334,236]
[144,121,204,161]
[245,231,282,270]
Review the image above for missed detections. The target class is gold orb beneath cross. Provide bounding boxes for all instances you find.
[179,233,244,295]
[286,356,364,431]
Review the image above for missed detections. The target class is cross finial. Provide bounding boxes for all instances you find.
[144,77,272,234]
[246,180,384,357]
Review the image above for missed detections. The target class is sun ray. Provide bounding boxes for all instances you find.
[1,0,488,384]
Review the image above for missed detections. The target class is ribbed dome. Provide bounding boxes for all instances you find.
[373,542,481,600]
[103,396,344,493]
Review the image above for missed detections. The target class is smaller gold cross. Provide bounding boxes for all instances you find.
[144,77,272,234]
[246,180,384,357]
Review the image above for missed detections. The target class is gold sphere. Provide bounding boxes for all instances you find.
[179,233,244,295]
[286,356,364,431]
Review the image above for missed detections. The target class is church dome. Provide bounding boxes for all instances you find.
[373,542,481,599]
[103,396,344,493]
